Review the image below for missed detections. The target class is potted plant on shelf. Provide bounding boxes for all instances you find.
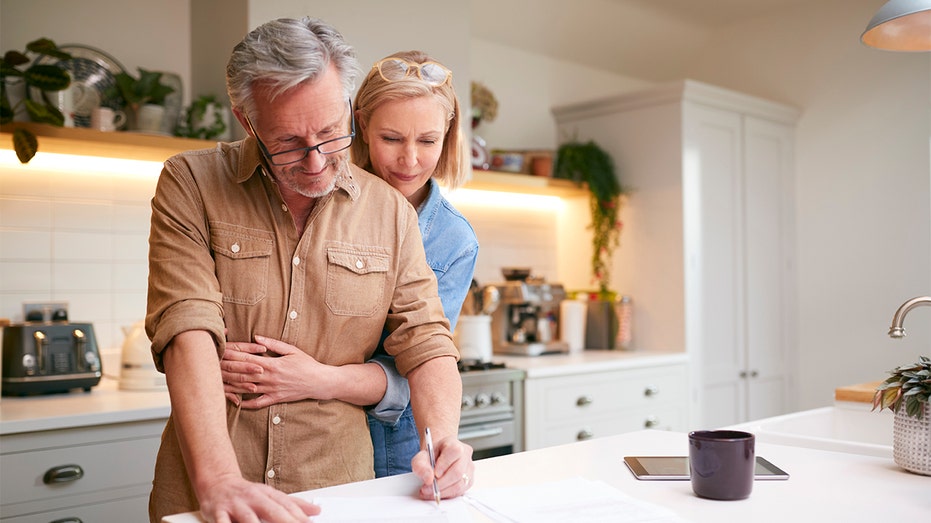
[553,139,628,349]
[872,355,931,475]
[0,38,73,163]
[174,94,228,140]
[113,67,174,133]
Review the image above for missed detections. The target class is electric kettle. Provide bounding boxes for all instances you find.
[119,320,166,391]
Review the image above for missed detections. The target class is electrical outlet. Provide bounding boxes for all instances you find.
[22,301,69,322]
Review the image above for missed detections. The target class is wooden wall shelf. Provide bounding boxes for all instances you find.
[0,122,217,163]
[1,123,588,198]
[466,169,588,198]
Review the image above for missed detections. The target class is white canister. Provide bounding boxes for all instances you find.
[559,300,587,353]
[454,315,493,363]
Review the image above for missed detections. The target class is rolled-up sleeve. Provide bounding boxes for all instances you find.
[146,157,226,372]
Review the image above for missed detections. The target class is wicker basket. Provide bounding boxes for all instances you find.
[893,403,931,475]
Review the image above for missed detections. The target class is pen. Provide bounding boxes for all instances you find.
[425,427,441,506]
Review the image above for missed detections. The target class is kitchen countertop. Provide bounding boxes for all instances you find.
[163,428,927,522]
[497,347,687,378]
[0,377,170,435]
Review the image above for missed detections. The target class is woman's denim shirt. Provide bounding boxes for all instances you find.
[369,178,479,421]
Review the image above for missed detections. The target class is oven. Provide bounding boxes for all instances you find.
[457,360,525,460]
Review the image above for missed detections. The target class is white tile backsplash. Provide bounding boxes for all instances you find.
[1,166,570,351]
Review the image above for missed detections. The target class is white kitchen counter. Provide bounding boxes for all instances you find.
[497,347,687,378]
[163,428,926,522]
[0,377,170,435]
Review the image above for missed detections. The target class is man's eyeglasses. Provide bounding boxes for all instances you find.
[245,99,355,166]
[372,58,452,87]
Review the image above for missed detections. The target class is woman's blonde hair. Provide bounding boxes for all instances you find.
[352,50,465,189]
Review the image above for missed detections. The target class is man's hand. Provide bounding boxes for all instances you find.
[411,435,475,500]
[197,472,320,523]
[220,336,335,408]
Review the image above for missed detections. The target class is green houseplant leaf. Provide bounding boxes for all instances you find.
[872,355,931,419]
[1,38,72,163]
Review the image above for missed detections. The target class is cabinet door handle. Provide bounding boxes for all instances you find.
[750,370,759,378]
[576,395,593,407]
[43,464,84,484]
[644,416,660,428]
[50,518,84,523]
[577,429,594,440]
[643,385,659,397]
[739,370,748,378]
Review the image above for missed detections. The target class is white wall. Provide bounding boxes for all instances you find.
[679,0,931,410]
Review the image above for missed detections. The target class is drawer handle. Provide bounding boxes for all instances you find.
[577,428,594,440]
[644,416,660,429]
[50,518,84,523]
[643,385,659,397]
[576,395,593,407]
[43,464,84,484]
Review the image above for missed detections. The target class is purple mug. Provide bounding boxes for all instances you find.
[688,430,755,500]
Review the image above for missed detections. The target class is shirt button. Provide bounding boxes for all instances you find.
[281,203,288,212]
[231,243,241,253]
[292,256,300,266]
[273,415,281,425]
[355,259,364,269]
[267,469,275,479]
[289,310,298,320]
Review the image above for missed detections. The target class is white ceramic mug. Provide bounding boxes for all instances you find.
[90,106,126,132]
[48,84,98,127]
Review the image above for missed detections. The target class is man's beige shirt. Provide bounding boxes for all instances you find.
[145,138,457,512]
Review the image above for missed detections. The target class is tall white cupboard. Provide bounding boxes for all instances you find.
[553,80,799,427]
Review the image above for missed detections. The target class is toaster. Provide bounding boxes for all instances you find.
[1,322,102,396]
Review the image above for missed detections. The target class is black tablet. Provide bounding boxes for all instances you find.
[623,455,789,480]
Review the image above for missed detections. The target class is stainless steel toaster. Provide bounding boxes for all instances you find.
[1,322,102,396]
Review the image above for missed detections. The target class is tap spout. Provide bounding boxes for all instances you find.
[888,296,931,338]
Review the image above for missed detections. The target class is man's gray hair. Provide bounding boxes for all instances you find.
[226,17,360,117]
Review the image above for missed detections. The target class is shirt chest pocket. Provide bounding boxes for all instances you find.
[211,225,274,305]
[326,247,390,316]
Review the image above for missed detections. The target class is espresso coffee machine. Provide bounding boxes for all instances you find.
[488,273,569,356]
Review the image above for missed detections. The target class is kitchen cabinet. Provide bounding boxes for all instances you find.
[553,80,799,428]
[0,418,165,521]
[501,350,688,450]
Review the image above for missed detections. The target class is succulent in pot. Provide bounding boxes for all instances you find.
[873,354,931,476]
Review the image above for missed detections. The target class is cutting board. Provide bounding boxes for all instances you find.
[834,380,883,403]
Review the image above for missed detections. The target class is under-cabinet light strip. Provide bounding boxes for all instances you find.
[0,150,164,177]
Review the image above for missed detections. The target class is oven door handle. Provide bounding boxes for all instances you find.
[458,427,505,441]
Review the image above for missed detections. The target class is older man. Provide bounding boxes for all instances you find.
[146,17,472,523]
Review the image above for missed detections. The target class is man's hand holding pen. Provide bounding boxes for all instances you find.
[412,432,475,502]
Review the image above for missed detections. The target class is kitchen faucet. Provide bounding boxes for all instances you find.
[888,296,931,338]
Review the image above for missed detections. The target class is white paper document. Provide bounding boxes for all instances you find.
[297,494,473,523]
[464,477,692,523]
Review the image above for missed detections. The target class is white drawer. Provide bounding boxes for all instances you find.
[534,404,687,448]
[533,365,687,425]
[2,490,149,523]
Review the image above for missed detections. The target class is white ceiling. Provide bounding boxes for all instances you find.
[471,0,833,81]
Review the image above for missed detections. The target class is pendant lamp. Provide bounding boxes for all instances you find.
[861,0,931,51]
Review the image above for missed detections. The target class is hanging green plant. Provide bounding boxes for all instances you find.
[553,139,625,297]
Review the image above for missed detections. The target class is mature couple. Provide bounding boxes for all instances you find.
[146,16,479,523]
